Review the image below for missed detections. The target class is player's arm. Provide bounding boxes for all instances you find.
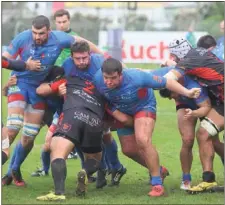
[111,110,134,127]
[105,102,133,127]
[184,98,211,119]
[2,75,17,96]
[139,70,201,99]
[74,36,104,55]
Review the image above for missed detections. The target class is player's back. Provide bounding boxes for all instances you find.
[64,75,105,119]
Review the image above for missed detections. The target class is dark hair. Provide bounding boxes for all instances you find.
[71,41,90,54]
[54,9,70,20]
[159,88,172,98]
[197,35,217,49]
[32,15,50,30]
[101,58,122,74]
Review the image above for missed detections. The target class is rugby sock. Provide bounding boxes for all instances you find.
[182,173,192,182]
[151,176,162,186]
[105,139,122,170]
[6,142,19,176]
[202,171,216,183]
[12,141,33,171]
[100,147,107,170]
[2,151,8,165]
[51,158,66,195]
[41,150,50,173]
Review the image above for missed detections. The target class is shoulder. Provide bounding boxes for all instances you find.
[14,30,31,41]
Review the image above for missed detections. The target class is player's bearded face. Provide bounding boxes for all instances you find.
[72,52,90,70]
[32,26,49,45]
[103,72,122,89]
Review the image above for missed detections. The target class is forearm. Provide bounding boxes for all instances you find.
[166,78,190,97]
[36,83,53,96]
[2,57,26,71]
[112,110,134,127]
[2,84,9,97]
[191,106,211,118]
[75,36,104,55]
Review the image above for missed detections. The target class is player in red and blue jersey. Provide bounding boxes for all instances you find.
[93,58,201,197]
[2,15,104,187]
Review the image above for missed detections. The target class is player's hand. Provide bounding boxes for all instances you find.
[184,108,193,119]
[26,56,41,71]
[187,88,201,98]
[162,59,177,67]
[58,83,67,96]
[7,75,17,87]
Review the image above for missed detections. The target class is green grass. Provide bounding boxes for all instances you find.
[2,65,224,204]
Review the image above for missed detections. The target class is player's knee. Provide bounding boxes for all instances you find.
[7,114,24,133]
[182,138,194,149]
[21,136,35,147]
[22,123,41,139]
[200,117,220,137]
[122,145,137,158]
[2,137,10,150]
[83,158,100,176]
[135,137,150,149]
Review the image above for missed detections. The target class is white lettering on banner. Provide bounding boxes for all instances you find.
[98,31,207,63]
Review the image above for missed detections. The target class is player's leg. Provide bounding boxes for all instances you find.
[212,134,224,164]
[36,110,78,201]
[134,110,164,197]
[76,111,105,195]
[177,108,197,190]
[36,135,74,201]
[2,124,10,165]
[11,102,45,186]
[188,105,224,194]
[2,86,26,186]
[32,112,57,177]
[103,128,126,186]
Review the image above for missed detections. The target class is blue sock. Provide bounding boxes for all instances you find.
[100,146,107,170]
[182,173,192,182]
[41,150,50,173]
[151,176,162,186]
[12,141,32,171]
[76,147,84,168]
[105,139,122,170]
[6,142,19,176]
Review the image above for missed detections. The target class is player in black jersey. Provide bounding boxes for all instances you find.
[164,37,224,194]
[36,73,133,201]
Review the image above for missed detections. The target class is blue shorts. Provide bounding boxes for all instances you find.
[7,82,45,109]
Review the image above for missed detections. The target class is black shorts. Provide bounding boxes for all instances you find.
[212,103,224,116]
[42,109,54,127]
[53,108,103,153]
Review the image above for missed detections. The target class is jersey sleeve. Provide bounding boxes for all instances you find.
[6,31,28,58]
[50,78,67,93]
[54,31,75,49]
[135,70,167,89]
